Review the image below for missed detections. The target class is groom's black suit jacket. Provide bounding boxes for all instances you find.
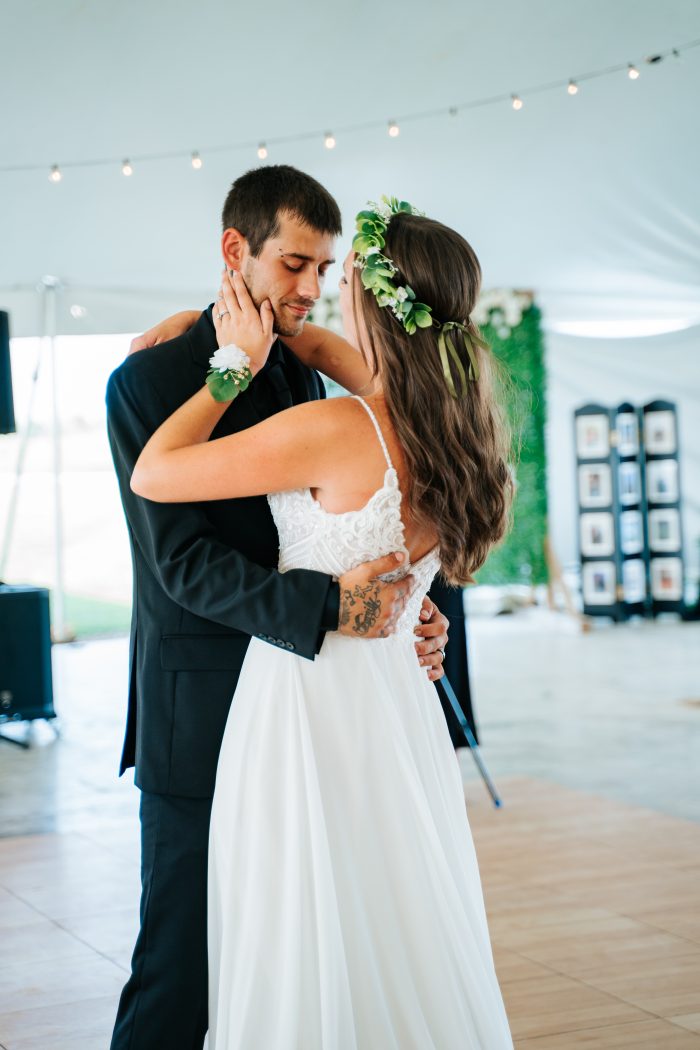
[106,307,339,798]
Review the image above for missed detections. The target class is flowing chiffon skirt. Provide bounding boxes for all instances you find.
[208,632,513,1049]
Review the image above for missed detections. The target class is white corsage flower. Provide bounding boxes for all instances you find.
[209,343,251,374]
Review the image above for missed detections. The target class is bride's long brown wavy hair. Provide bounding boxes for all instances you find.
[352,211,514,585]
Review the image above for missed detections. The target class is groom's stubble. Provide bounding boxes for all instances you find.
[241,257,314,339]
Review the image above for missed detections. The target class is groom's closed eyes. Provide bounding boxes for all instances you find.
[280,251,334,278]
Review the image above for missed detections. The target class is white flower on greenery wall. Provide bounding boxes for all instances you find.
[472,290,534,337]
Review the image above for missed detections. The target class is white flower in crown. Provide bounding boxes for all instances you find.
[395,287,408,302]
[365,246,381,256]
[209,343,251,374]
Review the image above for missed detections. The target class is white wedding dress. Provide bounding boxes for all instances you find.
[208,397,513,1049]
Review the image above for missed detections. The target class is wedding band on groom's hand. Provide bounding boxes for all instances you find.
[437,647,446,659]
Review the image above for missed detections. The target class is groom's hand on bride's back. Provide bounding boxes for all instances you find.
[337,553,414,640]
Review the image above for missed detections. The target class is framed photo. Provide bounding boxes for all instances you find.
[616,412,639,457]
[648,509,681,553]
[620,510,644,555]
[650,557,683,601]
[622,559,647,603]
[576,414,610,459]
[644,410,676,455]
[580,512,615,557]
[646,459,679,504]
[582,561,617,606]
[578,464,612,508]
[618,462,642,506]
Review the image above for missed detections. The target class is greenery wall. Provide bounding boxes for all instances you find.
[477,304,548,585]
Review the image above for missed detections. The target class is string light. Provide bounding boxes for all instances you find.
[121,159,133,177]
[8,37,695,182]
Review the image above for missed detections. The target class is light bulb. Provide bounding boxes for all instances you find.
[511,94,523,111]
[628,63,640,80]
[257,143,268,160]
[388,121,400,138]
[122,159,133,176]
[324,132,336,150]
[567,80,579,95]
[191,151,202,169]
[49,164,62,183]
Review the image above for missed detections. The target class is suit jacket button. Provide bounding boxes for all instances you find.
[286,642,295,651]
[275,638,285,647]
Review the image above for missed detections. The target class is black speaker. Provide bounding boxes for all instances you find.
[0,311,16,435]
[0,586,55,723]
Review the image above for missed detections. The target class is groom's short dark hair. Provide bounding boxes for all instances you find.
[222,165,342,257]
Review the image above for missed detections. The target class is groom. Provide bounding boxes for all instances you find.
[107,164,449,1050]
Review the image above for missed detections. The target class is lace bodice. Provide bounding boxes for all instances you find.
[268,397,441,638]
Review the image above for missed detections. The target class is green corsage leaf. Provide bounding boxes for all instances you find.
[206,368,252,402]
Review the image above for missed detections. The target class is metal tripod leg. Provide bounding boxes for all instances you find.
[437,676,503,808]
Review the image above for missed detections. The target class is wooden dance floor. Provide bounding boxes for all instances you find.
[467,775,700,1047]
[0,773,698,1048]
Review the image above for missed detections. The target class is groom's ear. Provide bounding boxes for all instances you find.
[221,227,246,270]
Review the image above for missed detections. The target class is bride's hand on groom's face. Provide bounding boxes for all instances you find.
[214,268,275,375]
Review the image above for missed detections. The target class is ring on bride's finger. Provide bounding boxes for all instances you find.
[218,310,230,320]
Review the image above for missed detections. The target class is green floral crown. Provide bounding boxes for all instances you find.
[352,195,487,397]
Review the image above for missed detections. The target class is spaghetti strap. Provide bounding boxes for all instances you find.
[352,396,394,471]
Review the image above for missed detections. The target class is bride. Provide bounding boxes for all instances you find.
[131,197,514,1048]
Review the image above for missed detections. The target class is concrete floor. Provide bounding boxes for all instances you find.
[459,609,700,824]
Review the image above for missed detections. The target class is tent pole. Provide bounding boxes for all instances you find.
[43,276,70,642]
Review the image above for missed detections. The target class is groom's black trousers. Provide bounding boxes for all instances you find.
[110,791,212,1050]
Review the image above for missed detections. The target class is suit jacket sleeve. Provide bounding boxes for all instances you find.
[106,363,338,660]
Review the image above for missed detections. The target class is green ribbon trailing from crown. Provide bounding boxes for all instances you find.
[436,321,488,397]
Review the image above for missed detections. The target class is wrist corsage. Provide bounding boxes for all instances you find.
[206,344,253,402]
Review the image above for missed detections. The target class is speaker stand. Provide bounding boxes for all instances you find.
[0,717,61,749]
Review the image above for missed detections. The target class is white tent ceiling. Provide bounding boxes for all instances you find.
[1,0,699,336]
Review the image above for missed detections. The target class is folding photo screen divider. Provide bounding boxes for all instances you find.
[574,400,684,620]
